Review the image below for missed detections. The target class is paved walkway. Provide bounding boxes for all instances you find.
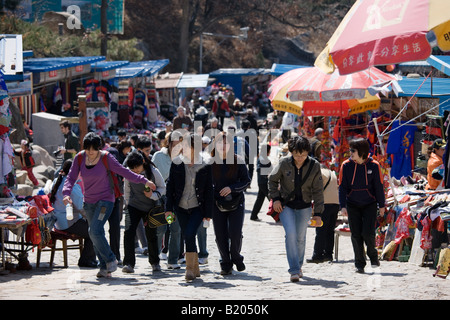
[1,175,449,301]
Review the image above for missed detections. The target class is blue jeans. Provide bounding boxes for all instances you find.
[156,219,181,265]
[175,207,204,253]
[196,224,208,259]
[84,200,116,269]
[279,206,312,275]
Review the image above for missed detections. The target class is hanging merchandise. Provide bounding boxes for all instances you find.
[85,79,99,102]
[386,120,417,180]
[118,80,130,128]
[147,87,159,124]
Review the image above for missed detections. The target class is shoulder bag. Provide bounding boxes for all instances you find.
[146,191,175,228]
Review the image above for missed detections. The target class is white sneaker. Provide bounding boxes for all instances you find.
[198,258,208,265]
[97,269,112,278]
[122,265,135,273]
[178,257,186,264]
[106,260,118,273]
[135,247,145,254]
[159,252,168,260]
[167,263,181,270]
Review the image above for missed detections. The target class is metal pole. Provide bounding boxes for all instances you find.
[373,117,397,205]
[199,33,203,74]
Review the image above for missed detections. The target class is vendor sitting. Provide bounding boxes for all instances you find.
[426,139,446,190]
[48,159,97,268]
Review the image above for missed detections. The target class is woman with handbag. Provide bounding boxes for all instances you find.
[63,133,156,278]
[211,132,251,275]
[268,136,324,282]
[122,150,166,273]
[165,133,214,280]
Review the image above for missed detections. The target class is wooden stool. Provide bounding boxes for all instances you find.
[36,229,84,268]
[334,228,351,261]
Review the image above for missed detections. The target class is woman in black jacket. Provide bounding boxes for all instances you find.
[339,138,385,274]
[211,132,251,275]
[165,133,214,280]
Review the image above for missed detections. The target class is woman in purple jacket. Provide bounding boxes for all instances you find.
[63,133,155,278]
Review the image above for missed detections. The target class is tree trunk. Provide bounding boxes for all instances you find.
[178,0,191,72]
[100,0,108,57]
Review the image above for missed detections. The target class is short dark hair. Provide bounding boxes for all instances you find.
[288,136,311,154]
[136,136,152,149]
[125,150,144,169]
[83,132,102,151]
[60,120,71,130]
[117,129,127,137]
[349,138,370,160]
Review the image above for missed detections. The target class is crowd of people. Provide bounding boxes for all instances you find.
[39,89,389,283]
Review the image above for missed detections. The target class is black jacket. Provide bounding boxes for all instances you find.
[165,157,214,218]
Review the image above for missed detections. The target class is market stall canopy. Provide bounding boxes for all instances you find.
[393,77,450,98]
[90,60,129,80]
[426,55,450,76]
[315,0,450,75]
[115,59,169,79]
[23,56,105,85]
[209,68,271,99]
[270,63,309,76]
[177,74,210,89]
[155,73,183,89]
[393,76,450,115]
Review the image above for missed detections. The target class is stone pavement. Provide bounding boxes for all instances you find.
[0,174,449,302]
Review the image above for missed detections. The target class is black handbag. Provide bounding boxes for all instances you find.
[146,191,175,228]
[215,192,242,212]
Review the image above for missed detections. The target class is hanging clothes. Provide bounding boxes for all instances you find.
[386,120,417,179]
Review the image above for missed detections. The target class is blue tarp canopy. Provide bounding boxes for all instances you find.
[427,55,450,77]
[393,76,450,115]
[270,63,309,76]
[394,77,450,98]
[115,59,169,79]
[91,60,129,72]
[209,68,271,99]
[23,56,105,73]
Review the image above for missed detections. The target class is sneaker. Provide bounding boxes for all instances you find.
[167,263,181,270]
[135,247,145,254]
[290,273,300,282]
[96,269,112,278]
[220,269,233,276]
[178,257,186,264]
[236,261,245,272]
[122,265,135,273]
[106,260,118,273]
[159,252,168,260]
[152,264,161,272]
[198,258,208,265]
[355,267,365,274]
[299,269,303,278]
[306,257,324,264]
[370,258,380,267]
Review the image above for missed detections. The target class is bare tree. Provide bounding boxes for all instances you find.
[176,0,352,72]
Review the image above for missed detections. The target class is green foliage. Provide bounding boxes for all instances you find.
[0,15,144,61]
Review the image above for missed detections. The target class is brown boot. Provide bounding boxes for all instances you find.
[193,252,200,278]
[185,252,197,281]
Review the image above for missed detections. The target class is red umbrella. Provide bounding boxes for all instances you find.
[286,66,396,102]
[316,0,450,75]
